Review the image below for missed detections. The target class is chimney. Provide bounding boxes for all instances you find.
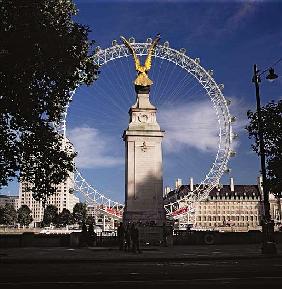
[164,186,171,197]
[257,175,263,194]
[230,177,235,192]
[190,177,194,191]
[175,178,182,189]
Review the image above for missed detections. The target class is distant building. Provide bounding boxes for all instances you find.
[164,177,282,231]
[18,138,80,227]
[86,204,117,231]
[0,195,19,210]
[19,179,79,227]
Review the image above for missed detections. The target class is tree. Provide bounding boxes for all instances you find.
[42,204,58,226]
[17,205,33,227]
[0,1,99,204]
[0,207,4,225]
[73,203,87,225]
[86,215,96,225]
[246,100,282,220]
[57,208,73,227]
[0,204,17,226]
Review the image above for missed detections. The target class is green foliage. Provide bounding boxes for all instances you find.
[57,208,73,227]
[86,215,96,225]
[0,1,98,204]
[42,204,58,226]
[72,203,87,224]
[17,205,33,227]
[246,100,282,196]
[0,203,17,225]
[0,207,2,224]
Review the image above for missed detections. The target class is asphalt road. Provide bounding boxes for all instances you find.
[1,257,282,289]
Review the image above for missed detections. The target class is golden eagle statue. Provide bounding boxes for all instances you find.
[120,34,161,87]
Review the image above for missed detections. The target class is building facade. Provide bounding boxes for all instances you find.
[0,195,19,210]
[19,178,79,227]
[18,138,79,227]
[87,204,117,231]
[165,177,282,231]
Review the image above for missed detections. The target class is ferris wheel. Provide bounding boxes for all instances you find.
[63,37,236,220]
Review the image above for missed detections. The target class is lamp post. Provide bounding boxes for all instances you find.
[252,64,278,255]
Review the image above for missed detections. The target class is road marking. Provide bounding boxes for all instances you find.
[1,277,282,286]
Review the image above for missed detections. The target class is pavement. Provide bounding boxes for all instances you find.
[1,243,282,263]
[1,244,282,289]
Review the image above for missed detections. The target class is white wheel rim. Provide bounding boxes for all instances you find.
[63,41,233,219]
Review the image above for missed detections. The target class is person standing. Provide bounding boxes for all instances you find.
[124,223,131,252]
[88,223,97,246]
[162,222,168,247]
[117,222,125,250]
[131,223,141,253]
[80,222,88,247]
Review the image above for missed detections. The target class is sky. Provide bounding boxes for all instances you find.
[1,0,282,204]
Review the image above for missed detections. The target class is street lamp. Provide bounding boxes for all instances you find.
[252,63,279,255]
[266,68,278,81]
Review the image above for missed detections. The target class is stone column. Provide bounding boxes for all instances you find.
[123,86,165,225]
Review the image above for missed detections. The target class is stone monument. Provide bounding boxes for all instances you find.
[121,35,166,226]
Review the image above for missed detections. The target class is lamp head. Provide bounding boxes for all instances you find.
[266,68,278,81]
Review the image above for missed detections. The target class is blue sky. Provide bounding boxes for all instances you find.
[2,0,282,204]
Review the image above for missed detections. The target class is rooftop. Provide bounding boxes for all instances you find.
[164,184,261,204]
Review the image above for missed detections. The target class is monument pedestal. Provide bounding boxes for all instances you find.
[123,86,165,226]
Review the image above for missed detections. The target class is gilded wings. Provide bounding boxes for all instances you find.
[120,34,161,86]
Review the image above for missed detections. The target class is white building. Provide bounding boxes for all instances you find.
[18,138,80,227]
[19,180,79,227]
[86,204,118,231]
[0,195,19,210]
[164,177,282,231]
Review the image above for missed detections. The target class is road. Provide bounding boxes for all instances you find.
[1,257,282,288]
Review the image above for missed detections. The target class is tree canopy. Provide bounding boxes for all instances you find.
[57,208,73,227]
[0,203,17,225]
[42,204,58,226]
[17,205,33,227]
[246,100,282,197]
[73,202,87,224]
[0,0,98,204]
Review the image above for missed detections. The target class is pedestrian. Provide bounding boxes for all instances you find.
[80,222,88,247]
[124,223,131,252]
[117,222,125,250]
[88,223,97,246]
[131,223,141,253]
[162,222,168,247]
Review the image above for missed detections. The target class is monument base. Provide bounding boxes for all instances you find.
[138,226,164,245]
[127,225,173,246]
[123,210,166,226]
[123,209,170,246]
